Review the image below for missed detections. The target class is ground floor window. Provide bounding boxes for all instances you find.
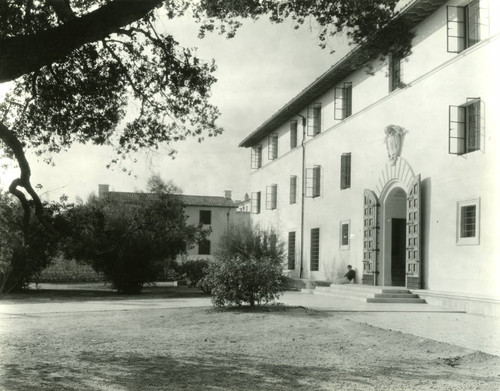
[340,220,350,250]
[288,231,296,270]
[198,239,211,255]
[457,199,480,245]
[310,228,320,271]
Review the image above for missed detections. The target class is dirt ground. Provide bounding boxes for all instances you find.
[0,287,499,391]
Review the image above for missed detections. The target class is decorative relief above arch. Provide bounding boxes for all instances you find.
[375,157,416,196]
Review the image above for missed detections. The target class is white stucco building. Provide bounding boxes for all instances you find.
[240,0,499,314]
[98,185,247,259]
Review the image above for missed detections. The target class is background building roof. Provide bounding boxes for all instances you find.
[104,191,238,208]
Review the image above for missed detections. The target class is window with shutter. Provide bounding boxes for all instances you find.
[310,228,320,271]
[251,145,262,169]
[268,133,278,160]
[447,1,488,53]
[266,184,277,210]
[307,103,322,136]
[449,98,483,155]
[334,82,352,120]
[306,166,321,198]
[251,192,261,214]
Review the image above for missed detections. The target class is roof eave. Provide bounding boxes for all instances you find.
[238,0,447,148]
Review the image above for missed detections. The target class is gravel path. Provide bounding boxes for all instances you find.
[1,302,499,391]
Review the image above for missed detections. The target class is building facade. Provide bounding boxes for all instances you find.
[98,185,246,259]
[240,0,499,314]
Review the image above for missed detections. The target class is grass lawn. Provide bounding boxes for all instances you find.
[0,286,499,390]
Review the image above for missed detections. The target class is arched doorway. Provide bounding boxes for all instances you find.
[381,187,407,287]
[362,158,421,289]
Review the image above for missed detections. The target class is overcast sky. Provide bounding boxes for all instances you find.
[0,11,347,202]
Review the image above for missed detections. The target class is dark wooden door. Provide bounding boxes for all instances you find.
[362,190,379,285]
[391,218,406,287]
[406,175,421,289]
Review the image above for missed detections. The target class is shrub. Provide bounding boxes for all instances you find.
[178,259,210,290]
[203,224,285,307]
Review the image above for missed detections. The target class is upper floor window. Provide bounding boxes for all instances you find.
[290,175,297,204]
[251,145,262,169]
[340,153,351,190]
[334,82,352,120]
[457,199,480,245]
[449,98,483,155]
[307,103,322,136]
[306,165,321,198]
[199,210,212,225]
[447,1,488,53]
[268,133,278,160]
[290,120,298,149]
[389,53,403,92]
[251,191,261,214]
[266,184,277,210]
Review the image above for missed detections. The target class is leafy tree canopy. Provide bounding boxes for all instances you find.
[0,0,411,236]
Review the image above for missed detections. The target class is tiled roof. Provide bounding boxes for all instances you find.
[239,0,447,148]
[103,191,237,208]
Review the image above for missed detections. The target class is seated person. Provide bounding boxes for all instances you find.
[333,265,356,284]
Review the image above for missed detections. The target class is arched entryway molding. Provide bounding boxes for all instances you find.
[363,158,422,288]
[376,158,417,199]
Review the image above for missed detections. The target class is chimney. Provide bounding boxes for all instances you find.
[98,184,110,197]
[224,190,232,200]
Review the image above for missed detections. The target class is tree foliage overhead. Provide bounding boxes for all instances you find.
[0,0,411,239]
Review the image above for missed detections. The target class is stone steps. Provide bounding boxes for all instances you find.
[308,284,426,304]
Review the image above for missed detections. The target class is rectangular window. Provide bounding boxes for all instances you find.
[251,145,262,169]
[447,1,488,53]
[268,133,278,160]
[251,191,261,214]
[334,82,353,120]
[310,228,320,271]
[307,103,322,136]
[340,220,350,250]
[290,120,298,149]
[389,53,402,92]
[340,153,351,189]
[289,175,297,204]
[457,199,480,245]
[199,210,212,225]
[266,184,277,210]
[198,239,211,255]
[288,231,296,270]
[449,98,482,155]
[306,166,321,198]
